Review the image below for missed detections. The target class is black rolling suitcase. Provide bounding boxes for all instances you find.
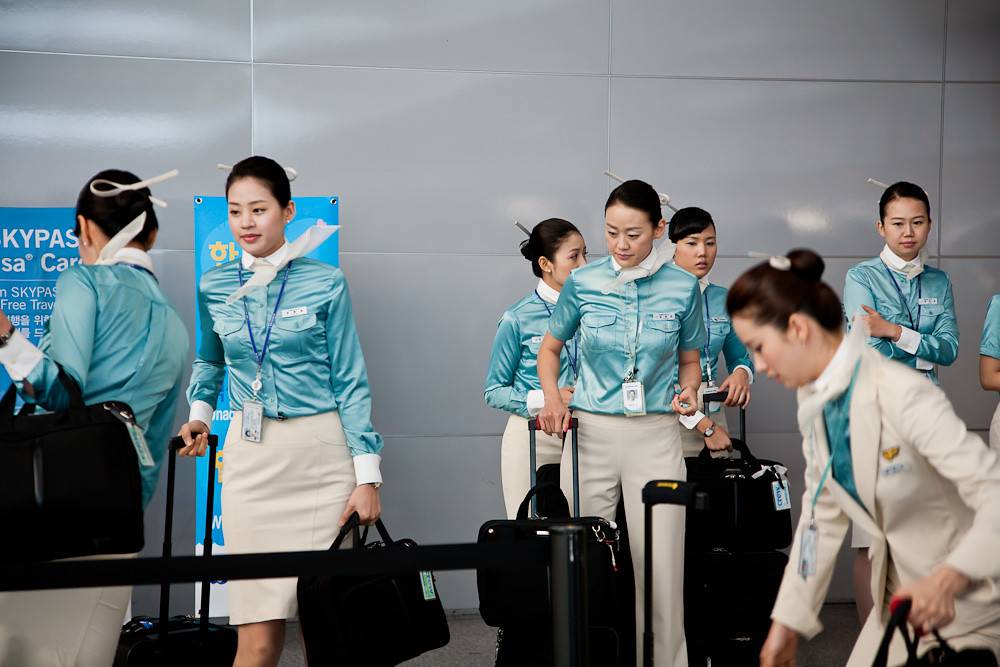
[114,435,238,666]
[480,418,631,666]
[683,391,791,666]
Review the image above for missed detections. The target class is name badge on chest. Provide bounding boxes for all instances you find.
[651,312,675,321]
[917,297,938,306]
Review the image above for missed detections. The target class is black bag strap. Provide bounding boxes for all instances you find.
[330,513,394,550]
[1,363,85,420]
[697,437,762,470]
[515,482,570,520]
[873,599,918,667]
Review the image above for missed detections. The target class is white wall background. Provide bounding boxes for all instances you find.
[2,0,999,614]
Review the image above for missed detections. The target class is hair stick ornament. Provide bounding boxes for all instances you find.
[603,170,679,212]
[867,178,889,190]
[748,251,792,271]
[514,220,531,237]
[89,168,179,209]
[218,163,298,182]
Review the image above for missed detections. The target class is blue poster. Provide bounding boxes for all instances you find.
[192,196,339,616]
[0,208,79,397]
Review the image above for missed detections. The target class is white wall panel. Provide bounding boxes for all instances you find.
[0,0,250,60]
[612,0,945,80]
[253,0,609,74]
[610,78,942,259]
[252,65,610,255]
[945,1,1000,82]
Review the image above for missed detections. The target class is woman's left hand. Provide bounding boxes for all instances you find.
[718,368,751,407]
[671,386,699,416]
[339,483,382,527]
[892,566,970,635]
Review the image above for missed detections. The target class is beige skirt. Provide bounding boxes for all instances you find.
[222,410,357,625]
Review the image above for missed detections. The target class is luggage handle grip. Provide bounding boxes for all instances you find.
[168,434,219,451]
[641,480,707,510]
[527,417,579,431]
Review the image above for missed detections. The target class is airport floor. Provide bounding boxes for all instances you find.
[276,602,863,666]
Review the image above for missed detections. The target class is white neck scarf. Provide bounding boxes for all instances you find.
[225,224,340,305]
[880,244,926,281]
[96,212,147,266]
[796,319,869,432]
[601,240,675,294]
[90,168,179,268]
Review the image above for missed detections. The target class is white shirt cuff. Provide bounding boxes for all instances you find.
[525,389,545,417]
[353,453,382,486]
[894,326,921,355]
[678,410,706,430]
[734,364,754,384]
[0,330,44,381]
[188,400,215,427]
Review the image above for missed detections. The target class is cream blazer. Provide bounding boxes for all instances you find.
[771,347,1000,664]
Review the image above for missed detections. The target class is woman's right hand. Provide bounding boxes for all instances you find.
[759,621,799,667]
[177,420,211,457]
[538,394,571,437]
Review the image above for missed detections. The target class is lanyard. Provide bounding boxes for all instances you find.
[882,262,921,331]
[238,261,292,394]
[535,290,578,378]
[618,280,651,382]
[807,360,861,522]
[702,291,713,384]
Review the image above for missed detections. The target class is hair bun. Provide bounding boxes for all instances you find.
[519,238,533,260]
[787,248,825,283]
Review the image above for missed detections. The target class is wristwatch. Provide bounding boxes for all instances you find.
[368,481,382,489]
[0,327,15,348]
[702,423,715,438]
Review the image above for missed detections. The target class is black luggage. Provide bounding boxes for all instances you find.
[479,418,632,666]
[114,435,238,666]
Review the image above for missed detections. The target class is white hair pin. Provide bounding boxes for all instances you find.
[218,163,298,182]
[867,178,889,189]
[89,168,179,208]
[748,251,792,271]
[514,220,531,237]
[603,170,679,212]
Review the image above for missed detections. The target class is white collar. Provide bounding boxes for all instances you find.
[808,334,850,395]
[241,241,288,270]
[879,243,926,280]
[108,247,155,273]
[535,279,560,305]
[611,245,658,273]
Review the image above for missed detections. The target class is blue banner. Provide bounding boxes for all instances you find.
[192,196,339,616]
[0,207,79,397]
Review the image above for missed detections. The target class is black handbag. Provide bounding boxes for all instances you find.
[0,366,144,562]
[297,513,450,667]
[873,599,998,667]
[684,437,793,553]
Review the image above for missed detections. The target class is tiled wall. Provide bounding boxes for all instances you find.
[2,0,998,613]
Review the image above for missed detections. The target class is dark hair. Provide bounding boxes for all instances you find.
[605,179,662,227]
[75,169,158,246]
[226,156,291,207]
[519,218,581,278]
[726,249,842,332]
[668,207,715,242]
[879,181,930,221]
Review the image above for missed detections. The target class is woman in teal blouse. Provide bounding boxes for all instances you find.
[0,169,188,666]
[843,181,958,386]
[981,294,1000,451]
[177,156,382,667]
[484,218,586,518]
[537,180,708,664]
[667,206,753,456]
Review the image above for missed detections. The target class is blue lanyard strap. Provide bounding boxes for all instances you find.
[808,360,862,520]
[702,291,712,383]
[881,262,921,331]
[535,290,578,378]
[238,261,292,369]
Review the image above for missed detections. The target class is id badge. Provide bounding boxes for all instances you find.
[622,381,646,416]
[798,523,819,579]
[242,400,264,442]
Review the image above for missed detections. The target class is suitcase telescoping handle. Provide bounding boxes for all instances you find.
[166,434,220,634]
[640,480,707,667]
[527,417,579,517]
[703,388,746,442]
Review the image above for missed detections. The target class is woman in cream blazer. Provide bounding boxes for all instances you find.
[727,249,1000,666]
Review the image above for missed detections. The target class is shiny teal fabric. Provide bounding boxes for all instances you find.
[484,291,576,418]
[843,257,958,384]
[186,258,383,458]
[547,256,705,414]
[982,294,1000,362]
[822,363,862,507]
[19,264,188,507]
[668,282,752,412]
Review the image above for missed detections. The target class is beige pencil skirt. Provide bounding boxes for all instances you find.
[222,410,357,625]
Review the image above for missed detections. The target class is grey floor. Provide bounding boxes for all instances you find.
[276,603,862,666]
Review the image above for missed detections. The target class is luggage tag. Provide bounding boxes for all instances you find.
[105,404,155,467]
[419,571,437,600]
[798,523,818,579]
[242,399,264,442]
[622,380,646,416]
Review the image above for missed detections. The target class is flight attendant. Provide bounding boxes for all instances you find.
[537,179,709,665]
[667,206,753,456]
[178,156,383,667]
[485,218,586,518]
[726,250,1000,667]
